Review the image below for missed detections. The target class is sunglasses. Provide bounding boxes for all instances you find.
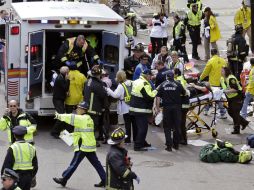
[9,105,17,107]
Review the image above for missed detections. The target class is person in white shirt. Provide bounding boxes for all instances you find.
[150,13,166,59]
[151,46,172,69]
[106,70,137,144]
[160,13,169,46]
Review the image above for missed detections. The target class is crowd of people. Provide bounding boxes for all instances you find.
[0,0,254,190]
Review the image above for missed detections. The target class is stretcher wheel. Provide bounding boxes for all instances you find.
[196,127,202,134]
[211,128,218,138]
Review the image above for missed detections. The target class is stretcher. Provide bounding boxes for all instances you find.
[187,89,226,138]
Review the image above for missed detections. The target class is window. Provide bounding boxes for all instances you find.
[104,45,118,64]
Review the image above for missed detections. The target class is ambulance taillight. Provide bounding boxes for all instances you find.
[11,26,20,35]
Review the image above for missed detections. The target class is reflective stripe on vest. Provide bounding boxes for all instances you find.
[174,21,184,39]
[188,11,202,26]
[125,24,134,37]
[11,142,35,170]
[121,82,131,102]
[74,128,94,132]
[129,107,152,113]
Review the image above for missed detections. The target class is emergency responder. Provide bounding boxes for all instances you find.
[125,15,135,57]
[169,51,184,74]
[187,0,202,11]
[174,68,189,145]
[155,70,186,151]
[129,69,157,151]
[51,66,70,138]
[53,101,106,188]
[234,0,251,50]
[133,53,150,80]
[56,35,100,76]
[227,25,248,80]
[0,100,37,144]
[155,60,169,87]
[185,3,203,60]
[1,168,21,190]
[241,58,254,119]
[124,43,144,80]
[65,65,87,114]
[84,65,107,145]
[173,14,189,63]
[86,34,99,49]
[1,126,38,190]
[221,67,249,134]
[199,48,227,118]
[106,127,140,189]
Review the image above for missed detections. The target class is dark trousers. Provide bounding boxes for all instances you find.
[162,37,168,46]
[180,108,188,143]
[173,39,189,63]
[123,113,137,143]
[52,99,66,135]
[65,105,77,114]
[62,151,106,182]
[229,60,243,80]
[228,97,249,131]
[189,26,200,57]
[163,106,181,147]
[16,171,32,190]
[90,114,103,139]
[134,114,148,148]
[150,37,163,59]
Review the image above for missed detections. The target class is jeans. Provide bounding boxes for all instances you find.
[62,151,106,182]
[204,101,227,116]
[241,92,254,119]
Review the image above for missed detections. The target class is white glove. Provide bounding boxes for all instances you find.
[54,112,61,120]
[135,176,140,184]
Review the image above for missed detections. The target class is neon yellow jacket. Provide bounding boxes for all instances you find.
[200,55,227,87]
[246,66,254,95]
[65,70,87,106]
[234,7,251,30]
[209,15,221,43]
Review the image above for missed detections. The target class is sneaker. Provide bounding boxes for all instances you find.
[217,114,227,119]
[94,181,105,188]
[203,110,208,116]
[53,178,67,187]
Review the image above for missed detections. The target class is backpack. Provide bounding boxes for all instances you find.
[121,82,132,105]
[199,144,220,163]
[219,148,239,163]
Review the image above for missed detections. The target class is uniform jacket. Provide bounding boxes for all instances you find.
[209,15,221,43]
[106,145,137,190]
[124,56,140,80]
[246,66,254,95]
[0,110,37,144]
[53,73,70,100]
[1,185,21,190]
[200,55,227,87]
[84,76,107,115]
[234,6,251,30]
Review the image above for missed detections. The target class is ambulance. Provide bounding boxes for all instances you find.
[5,1,125,116]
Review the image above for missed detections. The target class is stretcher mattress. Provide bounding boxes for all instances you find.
[189,89,224,105]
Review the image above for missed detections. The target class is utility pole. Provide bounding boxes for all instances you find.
[251,0,254,52]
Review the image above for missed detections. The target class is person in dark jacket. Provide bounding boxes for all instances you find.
[51,66,70,138]
[106,127,140,190]
[1,126,38,190]
[1,168,21,190]
[84,65,107,146]
[111,0,121,15]
[155,60,169,87]
[56,35,100,76]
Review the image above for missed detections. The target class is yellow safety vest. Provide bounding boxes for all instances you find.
[65,70,87,106]
[125,24,134,38]
[174,21,185,39]
[246,66,254,95]
[221,75,242,98]
[11,142,35,171]
[58,114,96,152]
[0,113,36,144]
[86,34,98,49]
[176,75,187,88]
[187,10,202,26]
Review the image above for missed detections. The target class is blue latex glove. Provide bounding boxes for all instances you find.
[65,61,71,66]
[135,176,140,184]
[97,60,104,66]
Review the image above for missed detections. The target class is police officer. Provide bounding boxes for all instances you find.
[53,101,106,188]
[106,127,140,189]
[155,70,186,151]
[84,65,107,145]
[220,67,249,134]
[173,14,189,63]
[129,69,157,151]
[1,126,38,190]
[1,169,21,190]
[0,100,37,144]
[185,3,203,60]
[227,25,248,80]
[56,35,100,76]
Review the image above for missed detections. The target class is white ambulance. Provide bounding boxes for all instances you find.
[5,1,125,116]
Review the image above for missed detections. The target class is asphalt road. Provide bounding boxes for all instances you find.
[0,0,254,190]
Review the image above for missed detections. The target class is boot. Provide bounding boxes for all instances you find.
[231,126,240,134]
[94,181,105,188]
[53,177,67,187]
[165,146,172,152]
[30,176,37,188]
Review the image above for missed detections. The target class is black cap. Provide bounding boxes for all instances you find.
[165,70,174,79]
[131,43,144,52]
[12,126,27,136]
[2,168,19,181]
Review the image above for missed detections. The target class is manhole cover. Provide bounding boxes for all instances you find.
[136,161,174,168]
